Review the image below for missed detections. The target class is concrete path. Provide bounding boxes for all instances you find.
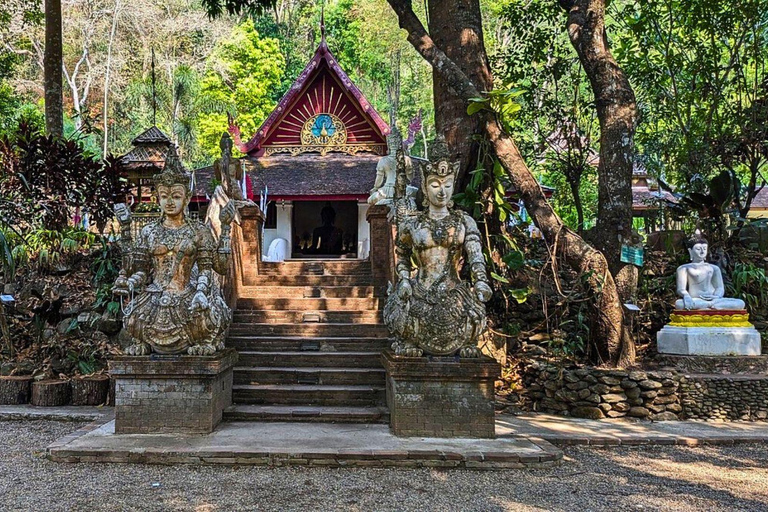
[47,419,561,469]
[497,413,768,446]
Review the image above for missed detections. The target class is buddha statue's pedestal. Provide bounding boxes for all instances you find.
[381,350,499,438]
[657,310,762,356]
[109,349,238,434]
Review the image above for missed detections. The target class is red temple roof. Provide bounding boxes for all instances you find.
[229,38,389,157]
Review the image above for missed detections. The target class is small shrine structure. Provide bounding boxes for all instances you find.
[228,33,389,260]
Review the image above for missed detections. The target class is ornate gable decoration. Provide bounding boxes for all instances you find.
[230,39,388,157]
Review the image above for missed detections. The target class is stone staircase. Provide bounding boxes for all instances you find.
[224,260,390,424]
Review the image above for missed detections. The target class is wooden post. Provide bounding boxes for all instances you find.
[0,376,32,404]
[71,375,110,405]
[31,380,71,406]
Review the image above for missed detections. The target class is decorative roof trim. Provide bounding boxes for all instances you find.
[229,39,389,155]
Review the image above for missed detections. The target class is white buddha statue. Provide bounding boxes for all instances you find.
[675,234,745,311]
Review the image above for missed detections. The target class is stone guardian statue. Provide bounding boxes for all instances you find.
[383,140,492,357]
[112,152,235,356]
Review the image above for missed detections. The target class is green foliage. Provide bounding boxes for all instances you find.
[729,263,768,312]
[200,0,275,19]
[612,0,768,207]
[492,0,599,232]
[197,19,286,160]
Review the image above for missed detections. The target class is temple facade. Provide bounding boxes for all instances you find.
[228,36,390,261]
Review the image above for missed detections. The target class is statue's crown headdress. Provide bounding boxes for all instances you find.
[153,150,192,195]
[422,137,460,181]
[685,228,708,249]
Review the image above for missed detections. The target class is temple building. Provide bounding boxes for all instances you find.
[228,34,389,261]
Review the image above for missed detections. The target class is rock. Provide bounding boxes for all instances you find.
[606,410,626,418]
[97,312,121,335]
[601,393,627,403]
[629,371,647,381]
[640,390,658,399]
[599,376,622,386]
[628,406,651,418]
[564,372,580,383]
[577,388,592,400]
[584,375,598,384]
[56,318,76,335]
[574,369,591,378]
[620,379,638,389]
[625,387,641,399]
[0,363,14,376]
[613,402,630,412]
[584,393,601,404]
[571,406,605,419]
[638,379,663,390]
[628,398,644,406]
[598,403,613,413]
[665,403,682,413]
[522,344,547,356]
[651,412,678,421]
[543,380,560,391]
[647,404,666,413]
[566,381,589,390]
[654,395,678,405]
[590,384,611,394]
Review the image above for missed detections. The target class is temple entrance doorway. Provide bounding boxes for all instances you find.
[291,200,358,258]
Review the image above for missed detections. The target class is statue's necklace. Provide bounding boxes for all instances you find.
[424,211,458,246]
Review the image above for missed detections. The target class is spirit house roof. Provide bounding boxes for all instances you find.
[230,37,389,158]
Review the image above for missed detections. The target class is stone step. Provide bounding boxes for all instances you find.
[243,274,373,287]
[232,310,382,324]
[223,404,390,424]
[233,367,386,386]
[238,285,380,299]
[237,351,383,369]
[236,297,381,311]
[228,323,390,338]
[226,336,391,352]
[259,261,372,276]
[232,384,386,407]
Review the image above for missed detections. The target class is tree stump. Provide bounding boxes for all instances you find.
[71,375,110,406]
[0,376,33,405]
[31,380,71,406]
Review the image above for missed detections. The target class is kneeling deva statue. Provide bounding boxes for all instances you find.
[113,154,235,356]
[383,141,492,358]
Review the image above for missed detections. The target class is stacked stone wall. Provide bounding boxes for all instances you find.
[522,360,768,421]
[681,376,768,421]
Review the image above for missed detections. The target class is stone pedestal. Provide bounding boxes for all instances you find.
[381,350,499,438]
[109,349,237,434]
[657,310,762,356]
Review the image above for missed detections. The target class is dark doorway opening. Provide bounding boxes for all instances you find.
[292,201,357,258]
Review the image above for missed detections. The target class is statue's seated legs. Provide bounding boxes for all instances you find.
[675,297,746,310]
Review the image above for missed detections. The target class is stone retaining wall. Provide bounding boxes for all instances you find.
[522,360,768,421]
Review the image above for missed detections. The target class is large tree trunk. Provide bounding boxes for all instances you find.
[562,1,637,283]
[427,0,492,185]
[386,0,627,365]
[44,0,64,137]
[563,0,638,364]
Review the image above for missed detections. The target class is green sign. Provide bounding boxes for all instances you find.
[620,245,644,267]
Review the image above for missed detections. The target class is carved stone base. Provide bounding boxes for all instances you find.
[109,349,237,434]
[381,349,500,438]
[657,325,762,356]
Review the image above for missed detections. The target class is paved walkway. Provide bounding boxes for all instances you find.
[48,419,561,469]
[497,413,768,446]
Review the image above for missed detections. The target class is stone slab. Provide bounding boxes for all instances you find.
[47,419,562,470]
[657,325,762,356]
[0,405,111,422]
[382,350,500,438]
[497,413,768,446]
[110,348,237,435]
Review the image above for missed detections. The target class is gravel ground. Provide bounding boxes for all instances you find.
[2,421,768,512]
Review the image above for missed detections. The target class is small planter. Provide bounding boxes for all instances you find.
[0,376,33,405]
[71,375,110,406]
[31,379,71,407]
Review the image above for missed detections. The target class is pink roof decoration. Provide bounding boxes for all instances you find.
[229,37,389,156]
